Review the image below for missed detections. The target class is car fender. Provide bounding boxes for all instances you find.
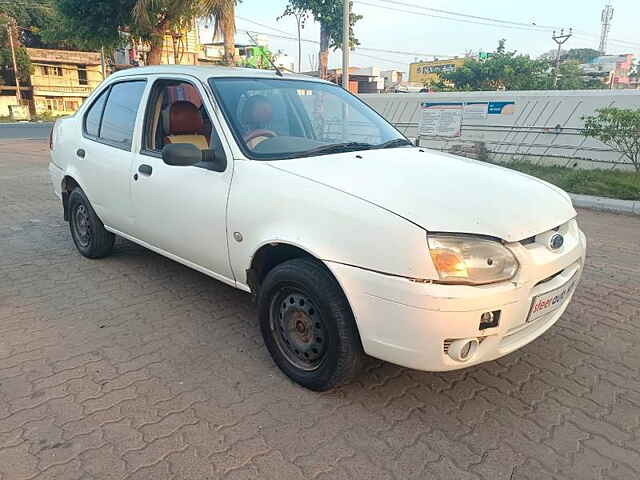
[227,160,437,289]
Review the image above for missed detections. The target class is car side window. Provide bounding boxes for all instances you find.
[142,79,226,156]
[84,88,108,138]
[99,81,146,150]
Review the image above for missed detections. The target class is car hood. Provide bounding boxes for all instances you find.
[269,148,576,242]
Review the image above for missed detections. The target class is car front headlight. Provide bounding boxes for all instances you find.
[427,234,519,285]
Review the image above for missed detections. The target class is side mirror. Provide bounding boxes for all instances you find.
[162,144,227,172]
[162,143,201,167]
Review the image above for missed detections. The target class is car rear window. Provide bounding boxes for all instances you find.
[84,89,108,138]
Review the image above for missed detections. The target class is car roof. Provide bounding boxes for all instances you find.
[108,65,331,84]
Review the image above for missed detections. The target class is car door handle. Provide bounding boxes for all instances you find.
[138,164,153,176]
[76,148,85,158]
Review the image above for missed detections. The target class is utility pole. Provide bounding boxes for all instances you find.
[7,18,22,102]
[342,0,350,90]
[599,4,614,54]
[552,28,572,89]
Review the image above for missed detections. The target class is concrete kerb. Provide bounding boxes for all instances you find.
[570,193,640,216]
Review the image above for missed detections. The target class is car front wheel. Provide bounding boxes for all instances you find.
[68,187,115,259]
[258,258,364,391]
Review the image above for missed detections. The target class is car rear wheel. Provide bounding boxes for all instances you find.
[68,188,114,259]
[258,258,364,391]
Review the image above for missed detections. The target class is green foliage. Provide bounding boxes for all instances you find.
[51,0,236,64]
[440,40,606,92]
[0,18,33,86]
[583,108,640,173]
[51,0,136,51]
[500,161,640,200]
[0,0,81,49]
[283,0,362,49]
[565,48,601,64]
[440,51,550,91]
[555,60,603,90]
[0,44,33,85]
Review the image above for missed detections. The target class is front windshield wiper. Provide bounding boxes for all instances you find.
[375,138,414,149]
[301,142,375,157]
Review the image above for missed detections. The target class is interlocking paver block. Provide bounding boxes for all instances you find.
[1,139,639,479]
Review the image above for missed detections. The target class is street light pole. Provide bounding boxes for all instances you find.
[7,19,22,102]
[342,0,350,90]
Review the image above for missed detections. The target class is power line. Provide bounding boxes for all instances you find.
[364,0,558,30]
[236,28,412,68]
[356,0,552,34]
[359,0,640,49]
[236,16,292,36]
[236,26,455,59]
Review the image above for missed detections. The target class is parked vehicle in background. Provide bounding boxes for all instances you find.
[49,66,586,391]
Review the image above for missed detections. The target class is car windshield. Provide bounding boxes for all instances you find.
[209,77,411,160]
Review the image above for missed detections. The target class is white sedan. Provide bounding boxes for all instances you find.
[48,66,586,391]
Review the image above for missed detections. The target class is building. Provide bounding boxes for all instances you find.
[311,67,385,93]
[26,48,103,115]
[581,54,636,88]
[409,57,466,85]
[114,27,201,68]
[380,70,403,91]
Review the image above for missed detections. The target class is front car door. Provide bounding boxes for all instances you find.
[76,79,148,232]
[128,74,235,285]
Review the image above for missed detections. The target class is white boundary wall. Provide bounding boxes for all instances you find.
[360,90,640,170]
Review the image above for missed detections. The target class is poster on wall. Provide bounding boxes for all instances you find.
[462,102,488,120]
[419,102,463,137]
[487,101,515,115]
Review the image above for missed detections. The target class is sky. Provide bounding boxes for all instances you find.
[227,0,640,74]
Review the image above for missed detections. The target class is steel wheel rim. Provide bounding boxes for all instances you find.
[270,288,327,371]
[73,204,91,248]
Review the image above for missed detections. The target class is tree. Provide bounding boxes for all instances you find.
[52,0,237,65]
[278,5,308,72]
[0,17,33,86]
[132,0,237,65]
[565,48,601,64]
[281,0,361,79]
[0,0,68,87]
[441,45,550,91]
[52,0,136,51]
[555,60,604,90]
[441,40,606,91]
[583,108,640,173]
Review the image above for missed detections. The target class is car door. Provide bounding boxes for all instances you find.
[76,79,148,232]
[129,75,235,284]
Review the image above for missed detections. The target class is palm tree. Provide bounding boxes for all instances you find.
[132,0,236,65]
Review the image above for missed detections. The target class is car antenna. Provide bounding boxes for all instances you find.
[246,31,284,77]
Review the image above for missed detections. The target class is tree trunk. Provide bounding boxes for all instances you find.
[221,3,236,66]
[319,22,329,80]
[147,32,164,65]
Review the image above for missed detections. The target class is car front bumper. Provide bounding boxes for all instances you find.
[326,222,587,372]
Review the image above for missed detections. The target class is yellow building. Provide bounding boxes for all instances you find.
[27,48,103,115]
[409,58,466,85]
[131,28,200,66]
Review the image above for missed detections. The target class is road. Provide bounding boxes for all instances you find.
[1,139,639,480]
[0,122,53,140]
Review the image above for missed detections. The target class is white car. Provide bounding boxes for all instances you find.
[49,66,586,391]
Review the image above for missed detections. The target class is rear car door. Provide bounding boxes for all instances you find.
[129,75,235,284]
[76,79,147,233]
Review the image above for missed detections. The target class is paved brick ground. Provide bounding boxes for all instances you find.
[1,139,639,480]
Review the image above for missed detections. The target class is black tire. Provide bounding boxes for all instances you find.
[68,187,115,259]
[258,258,364,391]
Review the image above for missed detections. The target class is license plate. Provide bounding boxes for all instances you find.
[527,272,578,323]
